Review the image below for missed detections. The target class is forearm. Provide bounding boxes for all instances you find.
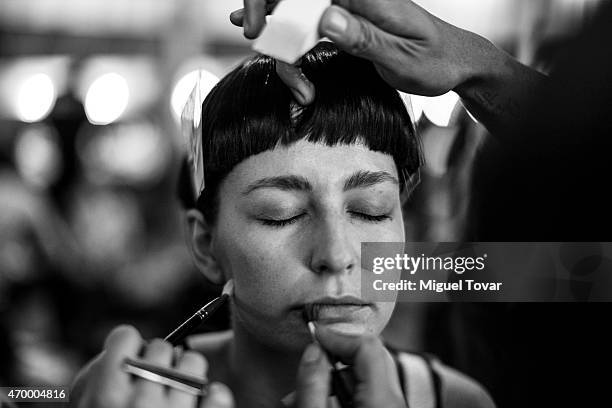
[453,32,549,136]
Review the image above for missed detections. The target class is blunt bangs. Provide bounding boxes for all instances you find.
[197,42,421,219]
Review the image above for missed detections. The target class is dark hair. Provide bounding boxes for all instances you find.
[187,42,421,222]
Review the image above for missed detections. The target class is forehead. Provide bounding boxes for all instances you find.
[222,140,398,190]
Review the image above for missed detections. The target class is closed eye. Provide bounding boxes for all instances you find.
[259,213,305,227]
[349,212,391,222]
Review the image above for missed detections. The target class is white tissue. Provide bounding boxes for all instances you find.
[252,0,331,64]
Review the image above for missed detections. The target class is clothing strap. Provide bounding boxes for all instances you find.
[388,347,442,408]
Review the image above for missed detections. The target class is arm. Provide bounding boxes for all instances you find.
[231,0,548,136]
[452,33,549,136]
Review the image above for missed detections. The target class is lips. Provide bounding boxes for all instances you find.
[298,296,374,322]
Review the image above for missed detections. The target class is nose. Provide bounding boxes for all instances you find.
[310,216,359,275]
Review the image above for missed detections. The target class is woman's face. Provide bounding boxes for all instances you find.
[209,140,404,352]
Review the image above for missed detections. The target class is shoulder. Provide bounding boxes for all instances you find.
[394,351,496,408]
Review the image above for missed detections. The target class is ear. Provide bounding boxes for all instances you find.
[185,209,224,284]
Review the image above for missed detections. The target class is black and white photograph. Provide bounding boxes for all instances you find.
[1,1,612,407]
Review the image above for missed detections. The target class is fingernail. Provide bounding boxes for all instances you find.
[293,80,314,106]
[324,8,348,36]
[208,383,233,407]
[292,88,307,105]
[303,343,322,363]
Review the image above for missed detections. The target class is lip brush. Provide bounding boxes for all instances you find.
[304,306,356,408]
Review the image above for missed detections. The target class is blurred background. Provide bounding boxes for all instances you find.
[0,0,609,407]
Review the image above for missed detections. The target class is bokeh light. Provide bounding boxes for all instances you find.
[84,72,129,125]
[77,121,171,186]
[16,73,56,123]
[170,69,219,123]
[14,125,62,189]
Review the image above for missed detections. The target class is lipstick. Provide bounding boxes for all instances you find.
[303,306,357,408]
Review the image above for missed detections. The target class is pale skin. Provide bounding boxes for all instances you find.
[70,1,534,405]
[71,141,408,408]
[230,0,548,136]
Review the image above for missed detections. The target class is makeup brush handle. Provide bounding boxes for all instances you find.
[164,314,203,345]
[164,295,227,345]
[332,366,356,408]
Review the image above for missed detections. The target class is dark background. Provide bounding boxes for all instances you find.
[2,1,612,407]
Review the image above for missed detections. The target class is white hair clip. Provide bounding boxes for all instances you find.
[253,0,331,64]
[181,72,207,200]
[398,91,422,200]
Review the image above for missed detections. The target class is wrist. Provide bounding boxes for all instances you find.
[452,30,513,98]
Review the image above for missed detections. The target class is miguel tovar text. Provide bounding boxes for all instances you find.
[373,279,503,292]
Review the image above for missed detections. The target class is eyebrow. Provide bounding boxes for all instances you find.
[343,170,399,191]
[242,175,312,195]
[243,170,398,195]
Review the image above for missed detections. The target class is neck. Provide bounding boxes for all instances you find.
[227,322,302,408]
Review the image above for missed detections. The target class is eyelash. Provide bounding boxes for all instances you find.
[350,212,391,223]
[259,212,391,227]
[260,214,305,227]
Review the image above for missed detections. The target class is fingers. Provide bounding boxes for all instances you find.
[315,326,387,371]
[76,325,142,407]
[199,382,235,408]
[243,0,269,39]
[131,339,174,404]
[72,326,232,408]
[232,8,317,106]
[319,5,399,64]
[295,343,330,408]
[275,61,315,105]
[312,325,363,363]
[332,0,392,28]
[168,350,208,407]
[231,1,281,38]
[315,326,404,406]
[103,325,143,363]
[229,9,245,27]
[332,0,430,34]
[98,325,143,400]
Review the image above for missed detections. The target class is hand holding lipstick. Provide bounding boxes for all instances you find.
[293,326,406,408]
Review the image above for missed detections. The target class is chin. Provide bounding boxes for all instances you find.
[244,321,314,354]
[313,321,373,336]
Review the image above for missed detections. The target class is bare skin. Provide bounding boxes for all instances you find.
[70,141,407,408]
[230,0,547,136]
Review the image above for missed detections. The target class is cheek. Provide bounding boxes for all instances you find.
[373,302,396,334]
[356,214,405,244]
[214,223,301,316]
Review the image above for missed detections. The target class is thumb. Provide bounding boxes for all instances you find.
[319,5,393,62]
[200,382,235,408]
[295,343,331,408]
